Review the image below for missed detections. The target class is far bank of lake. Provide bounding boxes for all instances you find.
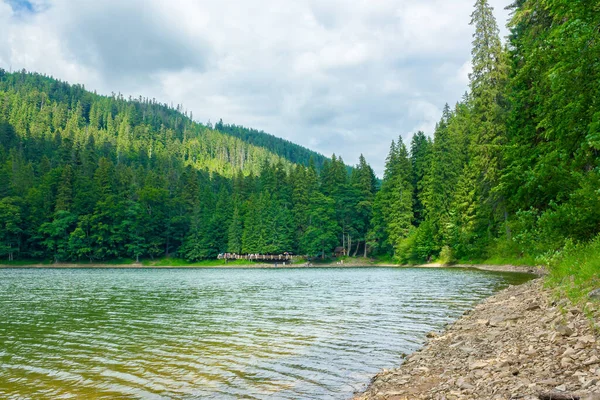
[0,261,544,276]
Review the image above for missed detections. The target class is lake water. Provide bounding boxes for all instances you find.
[0,267,532,399]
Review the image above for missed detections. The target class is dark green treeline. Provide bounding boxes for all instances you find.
[0,71,377,261]
[370,0,600,264]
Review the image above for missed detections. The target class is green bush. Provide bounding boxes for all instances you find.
[394,222,439,264]
[438,245,456,265]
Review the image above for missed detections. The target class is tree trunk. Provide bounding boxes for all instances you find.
[348,235,352,257]
[504,209,511,240]
[353,240,360,257]
[364,241,368,258]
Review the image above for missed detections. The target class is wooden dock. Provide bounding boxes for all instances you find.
[217,253,294,262]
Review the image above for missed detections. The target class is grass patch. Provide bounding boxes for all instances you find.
[451,238,538,267]
[372,254,397,264]
[456,254,537,267]
[545,236,600,303]
[0,259,53,266]
[87,258,136,265]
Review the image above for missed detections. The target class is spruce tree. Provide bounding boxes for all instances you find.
[468,0,508,222]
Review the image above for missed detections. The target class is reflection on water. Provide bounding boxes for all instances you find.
[0,267,531,399]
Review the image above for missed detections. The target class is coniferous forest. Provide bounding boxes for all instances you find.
[0,0,599,277]
[370,0,600,271]
[0,70,375,262]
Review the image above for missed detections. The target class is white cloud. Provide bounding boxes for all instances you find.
[0,0,513,176]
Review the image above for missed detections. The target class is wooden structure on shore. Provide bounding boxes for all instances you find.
[218,253,295,262]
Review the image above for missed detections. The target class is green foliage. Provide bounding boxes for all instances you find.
[374,0,600,288]
[394,221,438,264]
[545,236,600,302]
[370,138,413,257]
[438,246,456,265]
[0,70,374,263]
[214,119,329,170]
[300,192,339,258]
[0,197,22,261]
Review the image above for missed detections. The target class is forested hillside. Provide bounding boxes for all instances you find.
[0,70,374,262]
[371,0,600,283]
[213,120,329,170]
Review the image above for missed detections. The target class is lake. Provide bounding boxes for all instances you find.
[0,267,532,399]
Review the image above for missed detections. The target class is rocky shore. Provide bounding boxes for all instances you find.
[356,278,600,400]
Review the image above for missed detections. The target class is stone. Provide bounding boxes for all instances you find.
[580,335,597,344]
[469,361,488,370]
[490,316,508,327]
[589,289,600,300]
[561,358,573,368]
[456,377,474,390]
[585,356,600,366]
[563,347,576,358]
[538,378,560,386]
[584,379,598,389]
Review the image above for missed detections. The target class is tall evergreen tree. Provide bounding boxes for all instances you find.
[468,0,509,229]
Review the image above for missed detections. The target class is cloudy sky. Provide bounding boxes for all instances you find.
[0,0,511,175]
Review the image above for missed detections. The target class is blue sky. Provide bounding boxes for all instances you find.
[0,0,511,176]
[5,0,34,13]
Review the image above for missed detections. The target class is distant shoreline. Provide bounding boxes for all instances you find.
[0,262,544,274]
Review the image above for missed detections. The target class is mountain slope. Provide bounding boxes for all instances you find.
[0,69,375,263]
[213,120,328,170]
[0,69,302,177]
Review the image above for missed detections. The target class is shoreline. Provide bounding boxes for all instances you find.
[355,277,600,400]
[0,262,544,275]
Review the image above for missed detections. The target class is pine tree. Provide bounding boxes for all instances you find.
[300,192,338,259]
[55,164,73,212]
[420,105,463,244]
[387,138,414,254]
[370,138,414,257]
[0,197,22,261]
[350,155,377,256]
[227,206,243,254]
[468,0,509,223]
[410,131,431,226]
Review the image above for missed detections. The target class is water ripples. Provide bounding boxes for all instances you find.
[0,267,531,399]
